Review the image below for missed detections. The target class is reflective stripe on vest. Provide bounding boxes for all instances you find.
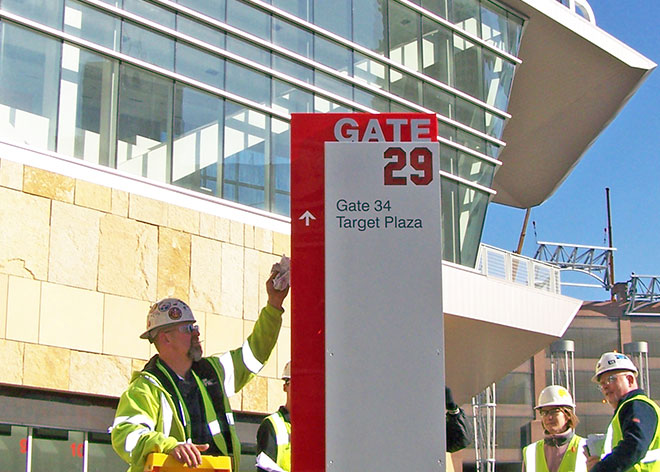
[265,411,291,471]
[523,435,586,472]
[603,394,660,470]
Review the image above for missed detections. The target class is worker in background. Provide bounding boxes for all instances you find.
[522,385,586,472]
[587,352,660,472]
[446,386,472,453]
[110,269,289,472]
[256,361,291,471]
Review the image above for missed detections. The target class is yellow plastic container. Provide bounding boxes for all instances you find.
[143,453,232,472]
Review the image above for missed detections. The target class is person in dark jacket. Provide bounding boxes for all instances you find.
[587,352,660,472]
[446,386,472,453]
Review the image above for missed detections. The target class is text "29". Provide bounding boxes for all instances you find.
[383,147,433,186]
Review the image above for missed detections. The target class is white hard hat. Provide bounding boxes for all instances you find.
[535,385,575,409]
[140,298,196,339]
[282,361,291,380]
[592,352,638,382]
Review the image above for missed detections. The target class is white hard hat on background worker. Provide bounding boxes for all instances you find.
[535,385,575,409]
[591,352,638,382]
[281,361,291,380]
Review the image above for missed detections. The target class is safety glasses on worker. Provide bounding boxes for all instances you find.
[597,373,626,391]
[164,323,199,335]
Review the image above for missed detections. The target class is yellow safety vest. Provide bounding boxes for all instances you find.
[523,434,586,472]
[265,410,291,471]
[603,394,660,472]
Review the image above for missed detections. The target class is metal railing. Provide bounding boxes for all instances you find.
[626,275,660,315]
[477,244,561,294]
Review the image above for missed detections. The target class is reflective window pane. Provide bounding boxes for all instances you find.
[175,42,225,90]
[389,1,420,71]
[354,52,387,89]
[173,85,224,196]
[353,0,386,54]
[273,17,312,58]
[456,96,485,133]
[314,0,350,38]
[0,23,60,151]
[2,0,64,29]
[453,34,483,100]
[177,0,226,21]
[480,2,508,51]
[272,54,313,84]
[0,425,28,472]
[88,432,127,472]
[354,88,390,112]
[422,17,451,85]
[314,96,351,113]
[223,103,267,208]
[64,0,121,50]
[451,0,480,37]
[176,15,226,49]
[121,22,175,70]
[116,65,173,182]
[390,68,421,104]
[314,36,352,76]
[483,48,515,110]
[422,0,448,19]
[315,71,352,102]
[273,0,311,21]
[272,80,313,114]
[423,83,453,119]
[123,0,175,29]
[227,0,270,41]
[32,429,84,471]
[57,44,117,166]
[226,62,270,105]
[271,118,290,215]
[226,36,271,68]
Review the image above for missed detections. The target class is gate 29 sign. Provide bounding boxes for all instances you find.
[291,114,446,471]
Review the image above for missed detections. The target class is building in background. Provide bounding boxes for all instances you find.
[0,0,653,470]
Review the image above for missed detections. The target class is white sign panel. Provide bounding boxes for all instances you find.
[324,141,446,471]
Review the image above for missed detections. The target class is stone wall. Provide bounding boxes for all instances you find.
[0,158,290,414]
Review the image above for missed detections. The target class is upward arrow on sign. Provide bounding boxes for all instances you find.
[299,210,316,226]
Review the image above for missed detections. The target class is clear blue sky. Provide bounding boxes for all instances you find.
[481,1,660,301]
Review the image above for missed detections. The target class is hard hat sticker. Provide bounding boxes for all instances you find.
[159,301,172,312]
[169,307,182,320]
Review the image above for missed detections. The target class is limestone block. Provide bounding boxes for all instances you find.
[273,232,290,258]
[244,225,255,249]
[189,235,222,313]
[98,214,158,300]
[267,377,286,413]
[157,228,191,301]
[39,282,104,353]
[23,343,71,390]
[167,205,199,235]
[220,243,244,319]
[229,392,242,412]
[277,329,291,373]
[0,339,24,384]
[6,276,40,343]
[129,194,168,227]
[75,179,112,212]
[243,249,260,322]
[0,273,7,338]
[204,313,243,357]
[255,227,273,254]
[0,187,50,280]
[132,358,147,372]
[23,166,75,203]
[229,220,244,246]
[69,351,132,396]
[112,189,129,217]
[242,375,268,413]
[0,159,23,190]
[199,213,230,242]
[48,201,102,290]
[103,294,151,360]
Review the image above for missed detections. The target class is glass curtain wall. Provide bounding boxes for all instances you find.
[0,0,525,268]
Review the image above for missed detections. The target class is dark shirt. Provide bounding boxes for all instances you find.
[256,406,290,471]
[592,389,658,472]
[161,362,229,456]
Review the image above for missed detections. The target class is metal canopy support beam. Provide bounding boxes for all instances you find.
[533,241,616,290]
